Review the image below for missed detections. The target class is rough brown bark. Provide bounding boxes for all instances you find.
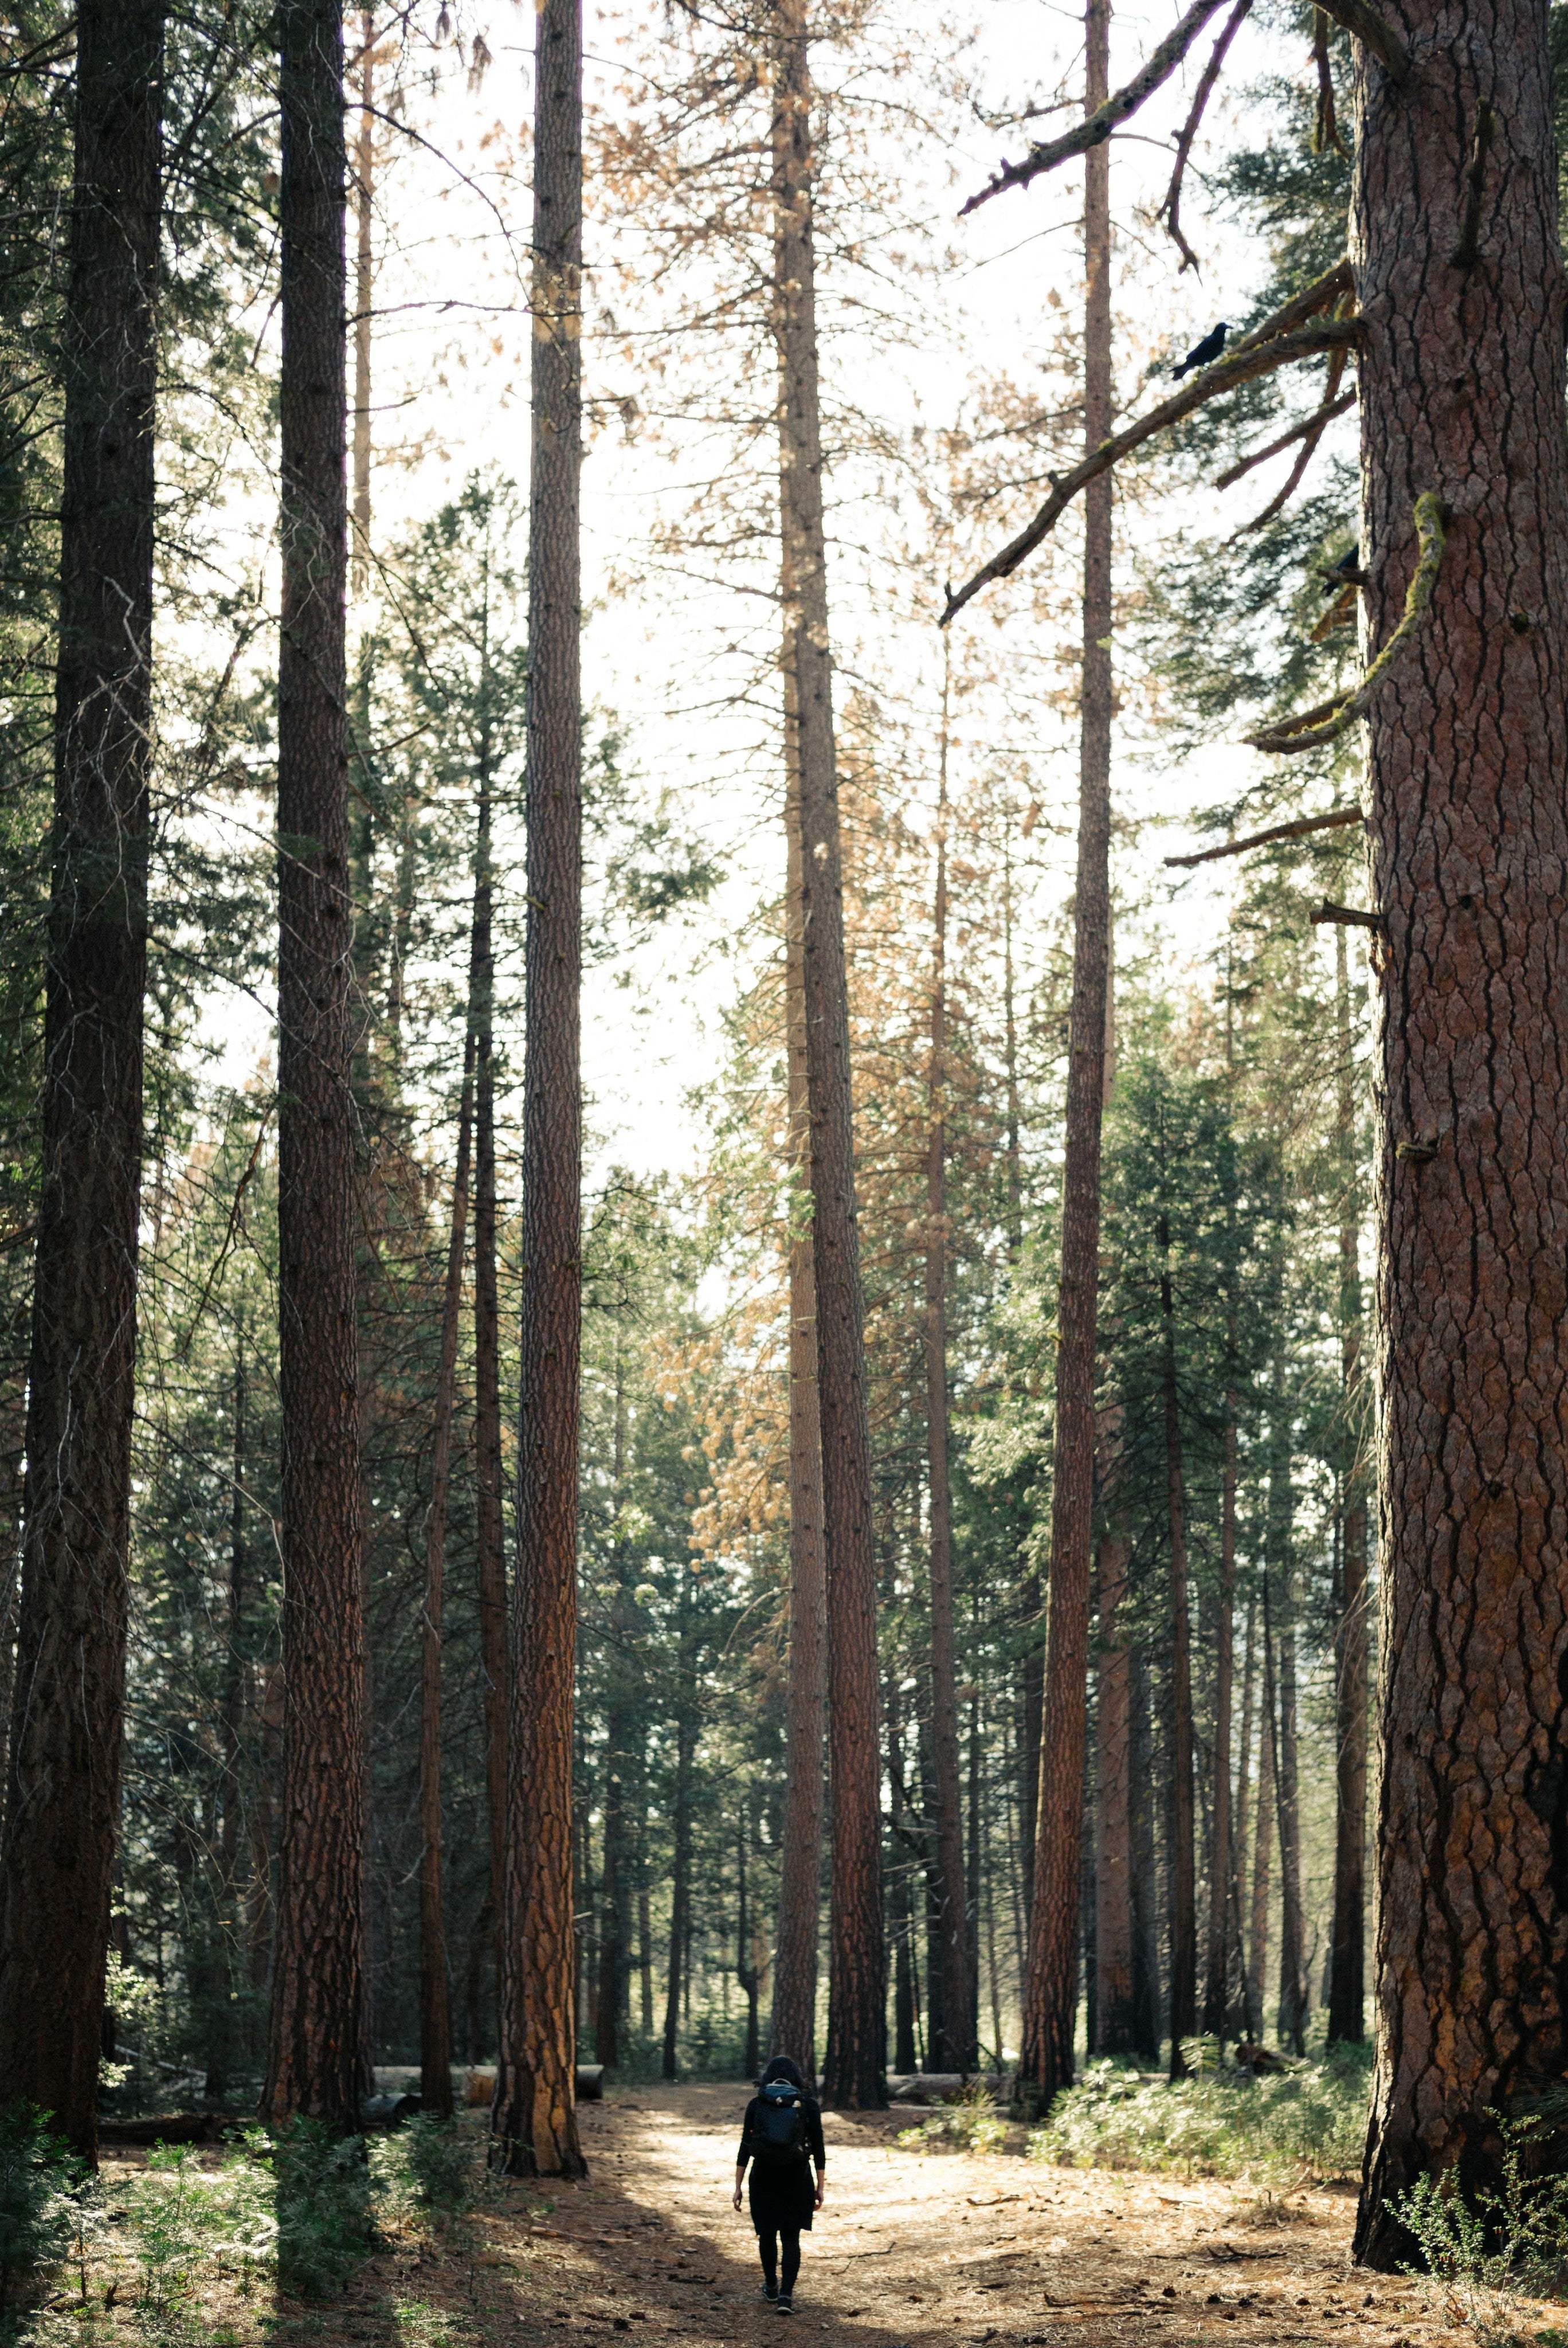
[1161,1215,1197,2077]
[924,698,970,2071]
[772,0,883,2110]
[264,0,364,2134]
[1202,1398,1237,2037]
[472,760,508,2014]
[0,0,163,2161]
[1093,1529,1135,2053]
[492,0,585,2180]
[418,1042,473,2122]
[769,662,826,2077]
[1018,1573,1043,1935]
[350,6,373,600]
[1021,0,1112,2112]
[1349,3,1568,2260]
[1328,928,1367,2047]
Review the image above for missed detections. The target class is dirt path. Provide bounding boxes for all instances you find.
[358,2085,1464,2348]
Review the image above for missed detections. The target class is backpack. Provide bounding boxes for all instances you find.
[755,2080,807,2160]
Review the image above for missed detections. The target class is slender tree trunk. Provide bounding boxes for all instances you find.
[0,0,163,2160]
[248,1661,284,2005]
[772,0,883,2110]
[1202,1396,1236,2038]
[924,698,970,2069]
[1249,1609,1275,2038]
[1021,0,1112,2112]
[492,0,585,2181]
[1093,1529,1135,2053]
[737,1802,761,2080]
[918,1719,947,2065]
[1160,1215,1197,2078]
[886,1678,918,2075]
[1328,929,1367,2046]
[769,694,826,2076]
[1274,1583,1306,2054]
[262,0,363,2134]
[661,1719,693,2081]
[1232,1599,1258,2041]
[221,1331,248,1906]
[1351,4,1568,2259]
[1018,1574,1043,1934]
[1128,1657,1161,2063]
[350,6,373,599]
[419,1043,474,2122]
[472,758,508,2016]
[638,1885,654,2035]
[595,1767,623,2069]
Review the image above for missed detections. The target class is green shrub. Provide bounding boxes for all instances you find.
[129,2144,224,2323]
[271,2119,376,2300]
[0,2106,83,2329]
[1029,2044,1372,2182]
[400,2117,474,2213]
[897,2082,1010,2157]
[1389,2112,1568,2342]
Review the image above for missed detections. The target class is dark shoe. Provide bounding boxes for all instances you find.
[760,2283,778,2304]
[776,2295,794,2314]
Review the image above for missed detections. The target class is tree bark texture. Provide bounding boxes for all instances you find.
[1161,1218,1197,2077]
[923,726,970,2071]
[770,705,827,2077]
[1128,1656,1161,2062]
[595,1766,624,2069]
[1249,1614,1275,2032]
[1021,0,1112,2111]
[1351,2,1568,2260]
[1233,1599,1258,2040]
[1202,1398,1237,2037]
[1329,928,1368,2046]
[0,0,163,2161]
[1267,1384,1306,2056]
[350,7,373,600]
[264,0,363,2134]
[772,0,883,2109]
[419,1042,474,2121]
[1093,1530,1135,2053]
[493,0,585,2180]
[472,766,509,2013]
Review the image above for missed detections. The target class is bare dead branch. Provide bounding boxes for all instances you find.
[1310,582,1359,641]
[1238,341,1350,529]
[1311,899,1383,929]
[1159,0,1253,273]
[959,0,1234,216]
[1215,386,1356,489]
[1452,101,1495,268]
[1315,0,1409,79]
[941,265,1357,624]
[1312,9,1349,155]
[1163,806,1362,866]
[1246,492,1447,753]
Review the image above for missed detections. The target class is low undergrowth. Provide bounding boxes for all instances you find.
[1389,2110,1568,2348]
[1028,2042,1373,2183]
[897,2081,1011,2157]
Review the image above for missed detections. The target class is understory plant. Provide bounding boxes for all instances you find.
[1028,2044,1372,2182]
[0,2106,83,2335]
[1390,2113,1568,2346]
[897,2081,1009,2156]
[271,2119,378,2299]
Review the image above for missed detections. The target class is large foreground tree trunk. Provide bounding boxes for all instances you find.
[0,0,163,2156]
[263,0,364,2133]
[1351,4,1568,2261]
[492,0,586,2181]
[772,0,883,2109]
[769,691,826,2077]
[1021,0,1113,2114]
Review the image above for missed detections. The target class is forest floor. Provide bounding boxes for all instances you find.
[124,2080,1556,2348]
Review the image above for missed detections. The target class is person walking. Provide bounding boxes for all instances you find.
[732,2054,825,2312]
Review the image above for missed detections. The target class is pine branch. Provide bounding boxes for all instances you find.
[1163,806,1362,866]
[1246,492,1447,753]
[1238,342,1350,530]
[1159,0,1254,274]
[941,264,1357,625]
[1311,900,1383,929]
[959,0,1234,216]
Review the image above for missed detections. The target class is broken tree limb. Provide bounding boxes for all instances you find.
[1245,492,1446,753]
[1311,900,1383,929]
[941,285,1357,625]
[1314,0,1409,80]
[1163,806,1363,867]
[1159,0,1254,273]
[1216,387,1356,489]
[1240,341,1350,530]
[1312,9,1349,155]
[959,0,1235,216]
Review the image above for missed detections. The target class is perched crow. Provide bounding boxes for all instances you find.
[1172,322,1229,379]
[1319,544,1365,594]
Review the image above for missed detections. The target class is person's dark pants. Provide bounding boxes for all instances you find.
[758,2229,801,2296]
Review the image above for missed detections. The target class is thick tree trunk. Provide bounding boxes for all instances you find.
[1021,0,1112,2112]
[924,723,970,2070]
[0,0,163,2161]
[492,0,585,2182]
[1161,1219,1197,2078]
[1202,1398,1236,2040]
[1352,5,1568,2259]
[769,691,826,2076]
[1093,1530,1135,2053]
[418,1044,474,2122]
[263,0,364,2134]
[771,0,883,2110]
[1328,929,1367,2047]
[1249,1615,1275,2035]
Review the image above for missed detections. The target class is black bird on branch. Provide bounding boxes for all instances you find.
[1172,321,1229,378]
[1319,543,1364,593]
